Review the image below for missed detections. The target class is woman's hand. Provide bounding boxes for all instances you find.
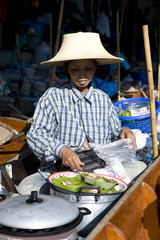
[61,147,85,171]
[120,127,137,151]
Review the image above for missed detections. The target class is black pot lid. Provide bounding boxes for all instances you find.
[0,191,80,230]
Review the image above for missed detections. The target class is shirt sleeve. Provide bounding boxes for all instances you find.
[108,97,122,138]
[26,89,67,163]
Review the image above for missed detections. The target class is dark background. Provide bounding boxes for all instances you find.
[1,0,160,68]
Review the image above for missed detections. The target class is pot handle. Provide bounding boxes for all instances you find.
[78,207,91,216]
[77,186,100,202]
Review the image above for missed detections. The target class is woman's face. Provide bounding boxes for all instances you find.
[67,59,97,95]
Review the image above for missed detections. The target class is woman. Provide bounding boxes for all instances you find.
[26,32,136,173]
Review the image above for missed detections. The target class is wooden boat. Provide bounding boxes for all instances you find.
[0,117,32,192]
[86,156,160,240]
[0,117,31,163]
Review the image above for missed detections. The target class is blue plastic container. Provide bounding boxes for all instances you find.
[113,98,160,133]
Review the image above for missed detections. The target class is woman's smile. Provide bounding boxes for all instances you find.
[78,78,88,84]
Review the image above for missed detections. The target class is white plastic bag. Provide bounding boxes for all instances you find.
[131,129,149,149]
[89,138,136,165]
[89,139,136,184]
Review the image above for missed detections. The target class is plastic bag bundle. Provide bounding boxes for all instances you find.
[89,138,136,166]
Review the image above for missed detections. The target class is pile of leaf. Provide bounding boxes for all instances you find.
[52,172,122,194]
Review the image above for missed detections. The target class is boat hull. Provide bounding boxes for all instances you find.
[86,156,160,240]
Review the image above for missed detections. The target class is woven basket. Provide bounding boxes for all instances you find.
[0,121,14,145]
[114,98,160,133]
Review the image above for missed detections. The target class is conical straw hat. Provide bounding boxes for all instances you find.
[41,32,123,66]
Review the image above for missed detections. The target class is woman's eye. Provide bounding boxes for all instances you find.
[69,66,94,73]
[70,68,79,72]
[85,68,92,71]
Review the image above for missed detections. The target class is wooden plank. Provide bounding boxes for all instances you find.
[142,182,160,239]
[107,223,126,240]
[92,225,107,240]
[0,117,26,133]
[109,184,143,240]
[142,158,160,196]
[0,166,18,193]
[91,222,126,240]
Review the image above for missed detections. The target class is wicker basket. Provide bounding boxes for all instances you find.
[0,121,14,145]
[113,98,160,133]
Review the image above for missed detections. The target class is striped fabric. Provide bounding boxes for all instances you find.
[26,81,121,163]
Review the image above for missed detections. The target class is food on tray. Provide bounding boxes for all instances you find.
[63,180,75,186]
[52,172,123,194]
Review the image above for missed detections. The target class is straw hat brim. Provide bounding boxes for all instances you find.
[41,56,123,66]
[0,121,14,146]
[41,32,123,66]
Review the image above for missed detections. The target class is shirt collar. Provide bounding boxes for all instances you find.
[70,81,94,103]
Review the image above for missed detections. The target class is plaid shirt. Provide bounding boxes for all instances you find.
[27,82,121,163]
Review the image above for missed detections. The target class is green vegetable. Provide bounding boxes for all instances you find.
[123,110,131,116]
[118,111,123,116]
[118,109,131,116]
[107,188,120,193]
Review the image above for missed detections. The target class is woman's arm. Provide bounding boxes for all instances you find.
[26,90,66,163]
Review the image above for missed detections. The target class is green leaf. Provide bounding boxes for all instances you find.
[96,180,116,190]
[75,173,85,180]
[51,173,123,194]
[84,176,96,185]
[53,176,83,192]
